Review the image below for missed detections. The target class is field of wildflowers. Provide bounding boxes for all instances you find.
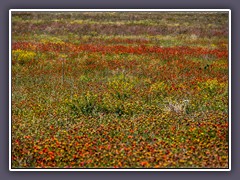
[11,11,229,168]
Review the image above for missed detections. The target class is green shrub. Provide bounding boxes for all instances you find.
[67,92,99,116]
[12,49,37,65]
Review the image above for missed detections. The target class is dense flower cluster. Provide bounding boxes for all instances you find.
[12,42,228,59]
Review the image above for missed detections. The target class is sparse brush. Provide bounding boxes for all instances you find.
[164,99,190,114]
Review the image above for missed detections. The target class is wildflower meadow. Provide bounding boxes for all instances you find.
[11,11,229,169]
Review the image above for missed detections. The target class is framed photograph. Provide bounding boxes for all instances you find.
[9,9,231,171]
